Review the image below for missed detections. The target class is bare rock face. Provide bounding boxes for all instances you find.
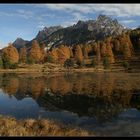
[35,26,63,42]
[13,38,29,51]
[2,43,19,64]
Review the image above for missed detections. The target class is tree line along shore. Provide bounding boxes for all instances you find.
[0,32,138,72]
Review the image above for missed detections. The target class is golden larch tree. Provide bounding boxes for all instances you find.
[28,40,42,63]
[74,45,84,62]
[2,43,19,64]
[19,46,27,63]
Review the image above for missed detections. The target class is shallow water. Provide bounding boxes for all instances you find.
[0,72,140,136]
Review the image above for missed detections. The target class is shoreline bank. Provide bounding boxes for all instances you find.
[0,115,93,136]
[0,67,125,73]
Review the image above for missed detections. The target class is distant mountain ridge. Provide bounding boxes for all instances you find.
[13,38,29,50]
[13,15,128,50]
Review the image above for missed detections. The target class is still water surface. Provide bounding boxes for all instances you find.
[0,72,140,136]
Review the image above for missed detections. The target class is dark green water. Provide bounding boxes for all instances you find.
[0,72,140,136]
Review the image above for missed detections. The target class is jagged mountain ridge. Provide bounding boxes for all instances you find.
[13,26,63,50]
[13,15,128,50]
[35,26,63,42]
[13,38,29,50]
[45,15,127,47]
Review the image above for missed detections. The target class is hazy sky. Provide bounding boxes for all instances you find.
[0,4,140,48]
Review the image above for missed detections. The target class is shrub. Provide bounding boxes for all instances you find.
[76,59,84,67]
[91,59,97,67]
[123,61,129,69]
[27,57,35,65]
[64,59,74,68]
[46,55,53,63]
[3,59,18,69]
[0,57,3,68]
[10,63,18,69]
[3,59,11,69]
[103,57,110,69]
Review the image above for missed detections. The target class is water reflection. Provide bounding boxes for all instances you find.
[0,72,139,122]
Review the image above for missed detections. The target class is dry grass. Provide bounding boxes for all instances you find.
[0,115,93,136]
[0,63,110,73]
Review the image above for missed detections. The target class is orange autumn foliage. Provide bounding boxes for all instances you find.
[19,46,27,63]
[2,43,19,64]
[28,40,42,63]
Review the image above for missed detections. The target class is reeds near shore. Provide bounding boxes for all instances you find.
[0,115,92,136]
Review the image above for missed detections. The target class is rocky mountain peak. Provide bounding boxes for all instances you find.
[113,19,118,24]
[13,14,128,50]
[13,37,28,45]
[14,38,25,43]
[35,25,63,42]
[77,20,84,25]
[42,26,63,33]
[13,38,29,50]
[97,14,112,21]
[96,15,121,27]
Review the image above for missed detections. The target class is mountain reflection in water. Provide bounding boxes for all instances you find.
[0,72,140,136]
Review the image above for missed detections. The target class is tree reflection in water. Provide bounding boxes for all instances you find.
[0,72,140,122]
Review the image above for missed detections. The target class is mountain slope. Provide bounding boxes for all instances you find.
[40,15,127,47]
[35,26,63,42]
[13,15,128,50]
[13,38,29,51]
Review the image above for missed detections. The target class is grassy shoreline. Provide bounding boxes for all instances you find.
[0,115,93,136]
[0,63,126,73]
